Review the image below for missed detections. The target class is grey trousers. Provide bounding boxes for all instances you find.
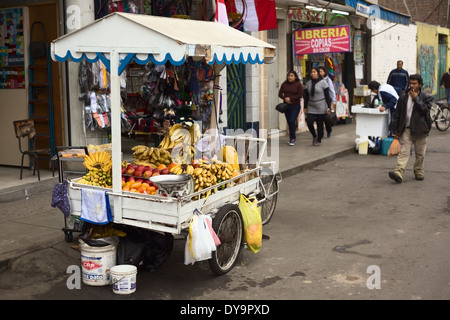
[393,128,427,178]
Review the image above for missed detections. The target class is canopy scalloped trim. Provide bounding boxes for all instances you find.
[52,51,265,74]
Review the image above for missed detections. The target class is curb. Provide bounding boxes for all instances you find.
[0,177,59,203]
[279,147,355,179]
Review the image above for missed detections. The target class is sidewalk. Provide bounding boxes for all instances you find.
[0,122,357,267]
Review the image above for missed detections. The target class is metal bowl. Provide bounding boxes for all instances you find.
[150,174,194,197]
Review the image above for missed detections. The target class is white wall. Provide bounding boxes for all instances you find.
[370,18,417,84]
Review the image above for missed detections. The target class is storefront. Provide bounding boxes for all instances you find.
[0,1,61,167]
[287,5,364,120]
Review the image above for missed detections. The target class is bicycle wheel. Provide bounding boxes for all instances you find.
[259,171,279,225]
[435,106,450,131]
[208,204,243,275]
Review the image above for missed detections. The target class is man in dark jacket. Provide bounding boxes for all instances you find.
[389,74,433,183]
[439,67,450,104]
[387,60,409,96]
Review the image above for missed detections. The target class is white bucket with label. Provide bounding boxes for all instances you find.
[79,240,116,286]
[111,264,137,294]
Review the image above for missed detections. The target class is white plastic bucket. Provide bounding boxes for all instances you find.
[79,240,116,286]
[111,264,137,294]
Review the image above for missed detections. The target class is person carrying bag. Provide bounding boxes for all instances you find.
[278,70,303,146]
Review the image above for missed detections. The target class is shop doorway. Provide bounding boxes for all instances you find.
[0,2,61,168]
[28,3,61,168]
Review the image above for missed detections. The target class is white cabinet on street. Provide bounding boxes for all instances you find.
[352,104,389,138]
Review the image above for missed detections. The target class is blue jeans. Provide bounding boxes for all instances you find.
[284,103,301,140]
[446,88,450,104]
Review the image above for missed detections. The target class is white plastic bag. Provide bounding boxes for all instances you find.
[184,212,218,265]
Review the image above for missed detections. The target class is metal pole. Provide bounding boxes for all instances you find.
[110,48,123,222]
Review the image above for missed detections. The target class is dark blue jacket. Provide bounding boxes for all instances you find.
[387,69,409,93]
[379,91,398,112]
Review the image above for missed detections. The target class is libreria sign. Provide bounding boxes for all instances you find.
[294,25,351,55]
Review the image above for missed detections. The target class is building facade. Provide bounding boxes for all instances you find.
[0,0,446,170]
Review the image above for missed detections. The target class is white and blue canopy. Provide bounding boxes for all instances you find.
[51,12,276,74]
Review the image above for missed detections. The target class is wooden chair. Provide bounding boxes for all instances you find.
[13,119,50,180]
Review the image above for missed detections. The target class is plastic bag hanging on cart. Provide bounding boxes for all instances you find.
[184,210,218,265]
[239,194,262,253]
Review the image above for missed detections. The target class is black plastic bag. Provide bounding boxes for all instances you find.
[117,226,174,272]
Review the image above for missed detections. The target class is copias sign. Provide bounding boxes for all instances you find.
[294,25,351,55]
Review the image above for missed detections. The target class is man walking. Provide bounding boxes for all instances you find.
[439,67,450,104]
[387,60,409,96]
[388,74,434,183]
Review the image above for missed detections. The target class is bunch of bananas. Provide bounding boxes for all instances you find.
[159,122,201,151]
[169,163,195,175]
[170,158,238,197]
[131,145,172,168]
[77,167,112,188]
[83,150,112,172]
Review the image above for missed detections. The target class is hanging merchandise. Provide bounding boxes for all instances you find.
[89,92,111,129]
[118,58,215,136]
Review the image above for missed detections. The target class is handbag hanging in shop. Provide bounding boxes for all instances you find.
[275,103,289,113]
[30,21,48,58]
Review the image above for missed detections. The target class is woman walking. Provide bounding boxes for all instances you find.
[304,67,331,146]
[278,70,303,146]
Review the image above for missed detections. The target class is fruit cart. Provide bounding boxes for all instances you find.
[51,12,278,274]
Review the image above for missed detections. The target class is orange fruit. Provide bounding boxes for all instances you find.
[168,162,178,170]
[157,164,167,170]
[131,181,142,189]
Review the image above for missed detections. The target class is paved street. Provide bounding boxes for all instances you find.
[1,127,449,304]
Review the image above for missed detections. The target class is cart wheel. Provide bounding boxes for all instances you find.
[259,169,279,225]
[209,204,243,275]
[64,231,73,243]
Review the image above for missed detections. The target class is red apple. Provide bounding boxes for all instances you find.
[143,170,153,179]
[161,168,170,175]
[134,169,143,177]
[152,168,160,174]
[126,167,135,176]
[121,167,126,174]
[127,176,135,183]
[144,166,151,171]
[135,178,144,183]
